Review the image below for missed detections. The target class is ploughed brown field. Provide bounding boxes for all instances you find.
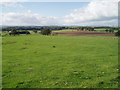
[53,31,115,36]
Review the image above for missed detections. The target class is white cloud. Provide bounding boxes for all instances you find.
[1,0,119,26]
[0,0,91,2]
[64,0,118,26]
[1,11,61,26]
[0,0,28,2]
[1,2,24,8]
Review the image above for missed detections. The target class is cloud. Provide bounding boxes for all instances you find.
[0,0,92,2]
[0,0,28,2]
[1,2,24,8]
[1,11,61,26]
[1,0,119,26]
[64,0,118,26]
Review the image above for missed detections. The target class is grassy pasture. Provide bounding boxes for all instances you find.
[94,28,118,33]
[94,28,107,32]
[53,29,118,33]
[53,29,77,32]
[2,34,118,88]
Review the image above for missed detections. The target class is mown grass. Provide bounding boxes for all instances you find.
[2,34,118,88]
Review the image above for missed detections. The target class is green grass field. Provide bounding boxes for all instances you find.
[2,34,118,88]
[53,29,77,32]
[94,29,118,33]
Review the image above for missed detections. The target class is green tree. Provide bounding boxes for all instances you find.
[115,30,120,36]
[41,28,51,35]
[33,30,38,33]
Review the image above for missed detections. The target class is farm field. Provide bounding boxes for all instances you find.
[94,29,118,33]
[52,30,116,36]
[2,34,119,88]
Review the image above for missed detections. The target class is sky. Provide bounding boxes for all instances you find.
[2,2,88,17]
[0,0,119,26]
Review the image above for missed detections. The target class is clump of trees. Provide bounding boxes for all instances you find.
[33,30,38,33]
[105,28,117,33]
[9,30,30,36]
[41,28,51,35]
[115,30,120,36]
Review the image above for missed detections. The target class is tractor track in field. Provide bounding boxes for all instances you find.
[53,31,115,36]
[52,31,120,40]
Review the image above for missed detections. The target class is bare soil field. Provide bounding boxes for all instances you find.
[53,31,115,36]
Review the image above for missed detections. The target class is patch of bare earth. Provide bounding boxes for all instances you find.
[53,31,115,36]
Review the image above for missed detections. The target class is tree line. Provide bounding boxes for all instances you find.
[1,26,120,36]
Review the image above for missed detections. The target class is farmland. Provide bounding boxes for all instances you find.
[1,0,120,88]
[2,32,119,88]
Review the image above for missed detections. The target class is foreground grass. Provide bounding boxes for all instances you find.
[2,34,118,88]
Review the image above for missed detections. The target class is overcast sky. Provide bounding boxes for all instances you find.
[0,0,119,26]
